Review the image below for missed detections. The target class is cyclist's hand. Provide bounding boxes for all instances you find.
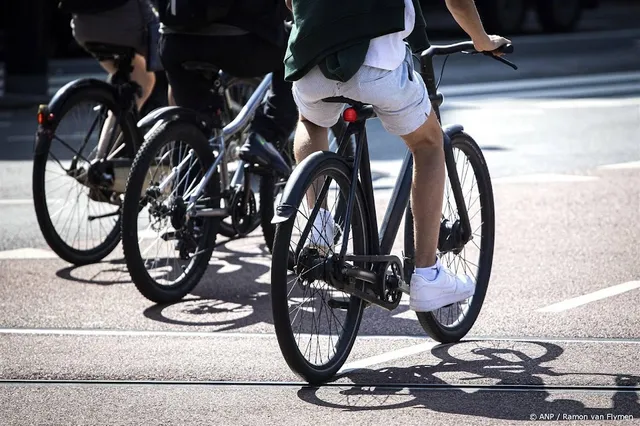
[473,34,511,55]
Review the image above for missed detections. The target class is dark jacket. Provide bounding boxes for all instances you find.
[284,0,429,82]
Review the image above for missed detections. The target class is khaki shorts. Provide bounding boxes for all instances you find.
[292,51,431,136]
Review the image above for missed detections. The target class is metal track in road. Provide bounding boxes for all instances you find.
[3,328,640,344]
[1,379,638,393]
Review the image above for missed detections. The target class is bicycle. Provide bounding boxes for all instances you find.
[32,42,166,266]
[120,62,349,304]
[269,41,518,384]
[32,42,258,267]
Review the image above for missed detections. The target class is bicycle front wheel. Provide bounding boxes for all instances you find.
[121,121,221,304]
[415,132,495,342]
[271,153,369,384]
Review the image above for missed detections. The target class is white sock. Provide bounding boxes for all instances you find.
[415,258,441,281]
[311,208,333,245]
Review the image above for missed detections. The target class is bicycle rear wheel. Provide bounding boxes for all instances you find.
[415,132,495,342]
[271,153,369,384]
[32,87,135,265]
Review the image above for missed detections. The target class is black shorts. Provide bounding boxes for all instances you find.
[159,32,284,113]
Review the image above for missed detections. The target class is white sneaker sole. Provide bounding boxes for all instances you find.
[409,288,474,312]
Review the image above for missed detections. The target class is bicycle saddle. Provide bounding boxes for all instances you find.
[84,42,136,61]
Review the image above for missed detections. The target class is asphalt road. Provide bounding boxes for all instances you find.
[1,25,640,425]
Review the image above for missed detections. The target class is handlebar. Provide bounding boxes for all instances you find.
[421,42,518,70]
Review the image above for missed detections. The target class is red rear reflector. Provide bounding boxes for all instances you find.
[343,108,357,123]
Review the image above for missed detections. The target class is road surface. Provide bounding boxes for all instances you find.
[0,26,639,425]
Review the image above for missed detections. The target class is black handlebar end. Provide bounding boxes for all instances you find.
[498,43,514,54]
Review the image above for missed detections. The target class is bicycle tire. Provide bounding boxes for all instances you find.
[415,132,495,342]
[32,86,135,265]
[271,153,368,384]
[121,120,221,304]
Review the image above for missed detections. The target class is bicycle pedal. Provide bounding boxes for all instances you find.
[245,164,271,177]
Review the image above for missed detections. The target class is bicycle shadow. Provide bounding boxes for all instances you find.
[52,232,454,335]
[141,234,276,331]
[55,255,131,286]
[297,340,640,421]
[52,232,269,288]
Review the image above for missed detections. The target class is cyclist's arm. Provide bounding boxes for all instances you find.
[444,0,491,45]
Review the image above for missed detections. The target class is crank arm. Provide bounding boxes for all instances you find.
[88,211,121,221]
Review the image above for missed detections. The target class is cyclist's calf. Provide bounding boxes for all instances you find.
[400,109,446,268]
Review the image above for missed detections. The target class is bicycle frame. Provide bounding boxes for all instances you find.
[151,73,274,217]
[291,43,507,310]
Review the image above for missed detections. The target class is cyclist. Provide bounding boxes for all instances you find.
[157,0,298,177]
[63,0,162,112]
[284,0,510,312]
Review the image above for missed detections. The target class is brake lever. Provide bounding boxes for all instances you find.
[484,52,518,70]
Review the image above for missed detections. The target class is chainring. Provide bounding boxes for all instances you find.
[230,188,258,237]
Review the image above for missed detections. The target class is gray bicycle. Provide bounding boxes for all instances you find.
[120,64,349,304]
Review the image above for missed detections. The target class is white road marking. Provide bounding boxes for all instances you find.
[0,199,66,206]
[373,172,600,189]
[391,310,417,321]
[338,341,440,374]
[449,96,640,110]
[537,281,640,313]
[0,248,59,260]
[0,199,33,205]
[493,174,598,184]
[442,71,640,99]
[598,161,640,170]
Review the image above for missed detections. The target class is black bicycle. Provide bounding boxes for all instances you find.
[269,41,517,384]
[32,42,167,266]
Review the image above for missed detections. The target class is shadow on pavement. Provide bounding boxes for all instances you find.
[297,340,640,421]
[51,233,447,335]
[141,239,274,331]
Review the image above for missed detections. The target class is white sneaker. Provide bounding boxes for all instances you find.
[307,208,335,255]
[409,261,475,312]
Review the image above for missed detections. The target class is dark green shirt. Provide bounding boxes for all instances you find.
[284,0,429,82]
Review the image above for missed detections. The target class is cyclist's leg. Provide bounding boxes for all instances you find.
[159,33,224,117]
[353,54,474,311]
[290,66,347,248]
[159,33,224,194]
[71,0,158,152]
[291,53,474,310]
[241,24,298,153]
